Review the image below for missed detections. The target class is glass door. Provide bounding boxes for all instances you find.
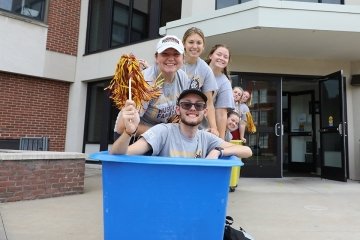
[319,71,347,182]
[287,91,316,173]
[232,74,282,177]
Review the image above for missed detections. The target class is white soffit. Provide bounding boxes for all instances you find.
[161,0,360,61]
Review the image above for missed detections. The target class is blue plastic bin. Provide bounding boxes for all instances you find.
[89,151,243,240]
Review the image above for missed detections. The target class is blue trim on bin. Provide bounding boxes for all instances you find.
[89,151,243,167]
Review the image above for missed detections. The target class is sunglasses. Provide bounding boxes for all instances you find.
[179,102,206,111]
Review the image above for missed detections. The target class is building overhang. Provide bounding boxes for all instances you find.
[160,0,360,61]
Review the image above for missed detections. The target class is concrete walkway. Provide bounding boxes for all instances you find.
[1,164,359,240]
[228,177,360,240]
[0,165,103,240]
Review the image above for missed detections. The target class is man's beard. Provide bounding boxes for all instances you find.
[179,114,203,127]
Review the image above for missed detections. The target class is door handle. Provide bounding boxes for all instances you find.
[275,123,280,136]
[338,123,343,136]
[338,122,347,137]
[319,128,328,133]
[344,122,347,137]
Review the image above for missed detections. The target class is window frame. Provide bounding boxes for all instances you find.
[0,0,49,22]
[110,1,149,48]
[85,0,182,55]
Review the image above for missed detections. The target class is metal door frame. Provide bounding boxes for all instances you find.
[231,73,283,178]
[318,70,348,182]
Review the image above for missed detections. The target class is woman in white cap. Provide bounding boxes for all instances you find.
[114,35,191,138]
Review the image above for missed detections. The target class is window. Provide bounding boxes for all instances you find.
[84,80,119,144]
[111,0,149,47]
[85,81,109,143]
[86,0,182,54]
[259,111,268,125]
[160,0,181,27]
[0,0,47,21]
[259,89,267,103]
[216,0,251,10]
[259,134,269,149]
[251,110,259,125]
[216,0,343,9]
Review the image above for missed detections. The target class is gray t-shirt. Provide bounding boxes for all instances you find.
[140,66,191,126]
[213,74,235,110]
[239,103,250,123]
[234,102,250,122]
[181,58,218,93]
[142,123,224,158]
[225,130,233,142]
[201,73,235,129]
[182,58,218,130]
[113,66,190,132]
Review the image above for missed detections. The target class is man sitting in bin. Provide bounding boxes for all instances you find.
[110,89,252,159]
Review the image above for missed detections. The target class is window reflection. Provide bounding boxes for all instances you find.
[320,79,340,127]
[251,111,258,125]
[86,81,109,143]
[0,0,47,21]
[248,134,257,148]
[259,134,269,149]
[85,80,123,144]
[87,0,182,53]
[259,89,267,103]
[252,90,258,104]
[216,0,252,10]
[111,0,148,47]
[259,111,267,125]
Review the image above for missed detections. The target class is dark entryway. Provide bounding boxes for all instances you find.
[231,71,348,181]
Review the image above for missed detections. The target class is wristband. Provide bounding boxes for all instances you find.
[214,147,224,158]
[124,127,137,137]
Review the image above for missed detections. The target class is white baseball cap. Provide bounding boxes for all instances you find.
[156,35,184,54]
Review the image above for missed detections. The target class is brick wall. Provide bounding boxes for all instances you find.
[0,72,70,151]
[0,158,85,203]
[46,0,81,56]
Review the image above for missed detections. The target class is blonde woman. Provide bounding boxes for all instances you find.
[238,90,252,143]
[182,27,219,136]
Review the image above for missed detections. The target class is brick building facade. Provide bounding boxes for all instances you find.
[0,73,70,151]
[0,0,81,151]
[46,0,80,55]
